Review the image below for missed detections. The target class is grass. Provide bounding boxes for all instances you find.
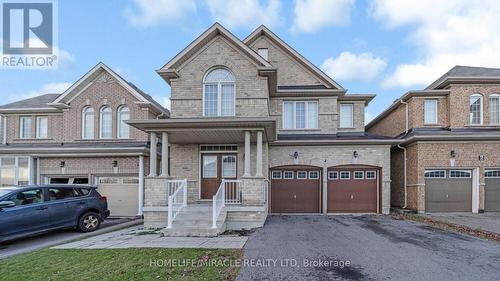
[393,212,500,243]
[0,248,242,281]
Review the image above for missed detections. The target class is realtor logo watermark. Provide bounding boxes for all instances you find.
[1,0,58,68]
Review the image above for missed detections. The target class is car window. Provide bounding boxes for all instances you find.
[77,188,91,196]
[0,189,15,197]
[48,188,79,201]
[8,189,43,205]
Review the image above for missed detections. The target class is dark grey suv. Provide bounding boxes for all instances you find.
[0,185,110,243]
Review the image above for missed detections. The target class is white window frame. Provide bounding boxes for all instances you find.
[117,105,130,139]
[339,103,354,128]
[308,171,320,179]
[469,94,483,125]
[0,156,32,186]
[424,99,438,125]
[36,116,48,139]
[354,171,364,180]
[19,116,31,139]
[366,171,377,179]
[283,171,294,179]
[424,170,446,179]
[99,106,112,139]
[271,170,282,179]
[82,106,94,139]
[489,94,500,125]
[340,171,350,180]
[282,101,318,129]
[449,170,472,178]
[328,171,338,180]
[202,67,236,117]
[485,169,500,178]
[297,171,307,179]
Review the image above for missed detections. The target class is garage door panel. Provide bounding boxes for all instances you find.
[425,177,472,212]
[98,177,138,217]
[485,178,500,212]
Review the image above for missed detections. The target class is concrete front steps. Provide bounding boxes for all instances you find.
[161,204,227,237]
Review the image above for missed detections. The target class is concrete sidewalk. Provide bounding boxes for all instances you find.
[52,226,248,249]
[425,213,500,234]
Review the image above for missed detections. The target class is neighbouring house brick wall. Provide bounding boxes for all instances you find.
[248,35,323,86]
[169,36,270,118]
[447,84,500,128]
[390,147,405,208]
[367,102,406,137]
[409,96,450,128]
[268,145,392,214]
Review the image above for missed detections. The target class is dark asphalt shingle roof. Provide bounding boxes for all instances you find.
[0,141,149,149]
[426,65,500,89]
[277,133,393,141]
[0,93,60,109]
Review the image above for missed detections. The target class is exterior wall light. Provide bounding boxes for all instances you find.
[112,160,118,167]
[450,150,457,158]
[353,151,359,159]
[59,161,65,168]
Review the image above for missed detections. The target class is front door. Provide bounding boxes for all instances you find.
[201,154,237,199]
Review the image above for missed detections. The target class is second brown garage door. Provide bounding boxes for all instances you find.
[270,165,321,213]
[327,165,379,213]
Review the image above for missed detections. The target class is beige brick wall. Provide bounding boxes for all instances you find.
[170,36,270,118]
[337,101,366,133]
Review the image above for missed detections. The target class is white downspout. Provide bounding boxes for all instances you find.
[398,99,409,209]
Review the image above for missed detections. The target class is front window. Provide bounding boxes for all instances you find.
[8,189,43,205]
[82,107,94,139]
[100,106,112,138]
[203,67,235,117]
[282,101,318,129]
[424,99,438,124]
[470,94,483,125]
[221,155,236,178]
[489,94,500,125]
[36,116,48,138]
[340,104,354,128]
[0,156,31,186]
[117,106,130,139]
[19,117,31,139]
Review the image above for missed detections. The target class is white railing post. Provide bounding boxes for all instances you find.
[167,195,173,228]
[222,180,226,208]
[183,181,187,207]
[166,179,187,229]
[212,195,217,229]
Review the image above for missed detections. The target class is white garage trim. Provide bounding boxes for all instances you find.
[472,168,479,213]
[138,155,145,216]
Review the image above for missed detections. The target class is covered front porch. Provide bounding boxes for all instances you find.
[128,118,276,233]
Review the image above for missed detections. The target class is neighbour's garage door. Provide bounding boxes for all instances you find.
[270,165,321,213]
[98,177,139,217]
[485,169,500,212]
[327,165,379,213]
[425,170,472,212]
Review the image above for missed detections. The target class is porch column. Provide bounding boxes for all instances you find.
[160,132,169,177]
[244,131,251,177]
[148,132,158,177]
[138,155,144,215]
[255,131,263,177]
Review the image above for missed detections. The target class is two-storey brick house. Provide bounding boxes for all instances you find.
[0,62,169,217]
[367,66,500,213]
[128,23,395,235]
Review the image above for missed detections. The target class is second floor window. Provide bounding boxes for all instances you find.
[282,101,318,129]
[424,99,438,124]
[19,117,31,139]
[36,116,48,138]
[339,104,354,128]
[100,106,112,139]
[203,67,235,117]
[490,94,500,125]
[117,106,130,139]
[470,94,483,125]
[82,107,94,139]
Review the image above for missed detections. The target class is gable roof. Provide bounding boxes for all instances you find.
[157,23,273,84]
[426,65,500,89]
[0,93,61,113]
[244,25,344,90]
[51,62,169,116]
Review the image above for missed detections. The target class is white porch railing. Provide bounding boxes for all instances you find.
[224,179,242,204]
[212,180,226,229]
[167,179,187,229]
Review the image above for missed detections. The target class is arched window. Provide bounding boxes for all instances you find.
[117,106,130,139]
[82,106,94,139]
[99,106,112,138]
[470,94,483,125]
[489,94,500,125]
[203,67,235,117]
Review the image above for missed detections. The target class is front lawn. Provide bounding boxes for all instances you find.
[0,248,242,281]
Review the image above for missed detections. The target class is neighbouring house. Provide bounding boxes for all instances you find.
[128,23,395,236]
[367,65,500,213]
[0,62,169,217]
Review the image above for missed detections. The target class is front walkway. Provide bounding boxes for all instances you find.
[52,226,247,249]
[424,212,500,234]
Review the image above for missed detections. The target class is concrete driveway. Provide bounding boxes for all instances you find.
[425,213,500,235]
[238,215,500,281]
[0,218,140,259]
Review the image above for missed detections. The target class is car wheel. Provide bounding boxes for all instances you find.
[78,212,101,232]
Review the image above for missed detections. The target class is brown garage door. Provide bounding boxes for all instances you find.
[270,165,321,213]
[425,170,472,212]
[327,165,379,213]
[485,170,500,212]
